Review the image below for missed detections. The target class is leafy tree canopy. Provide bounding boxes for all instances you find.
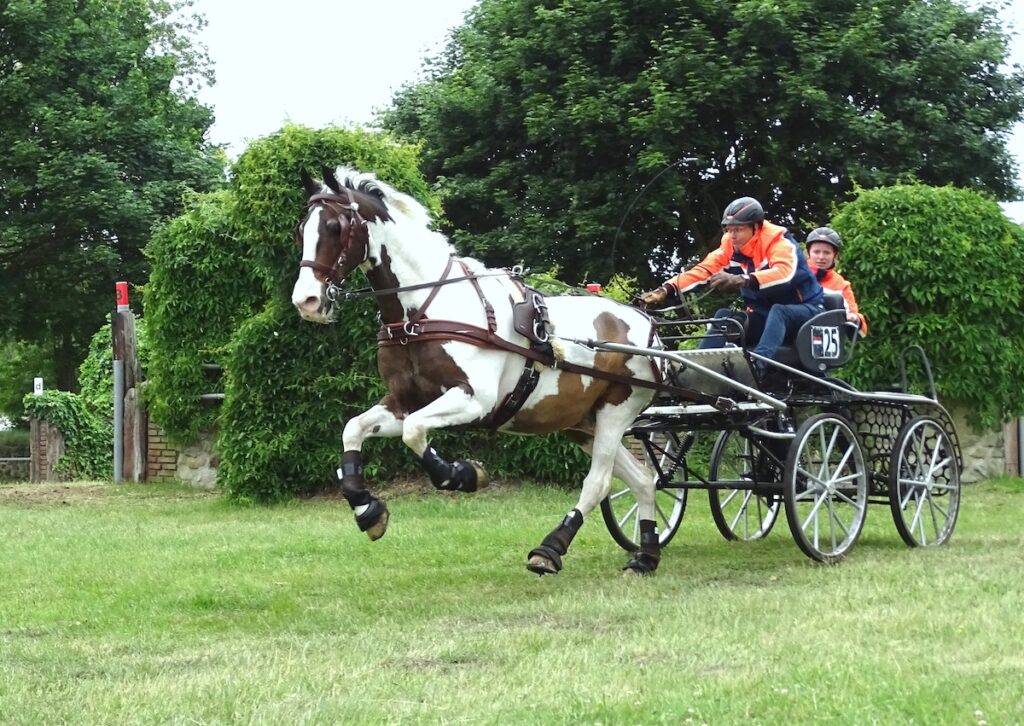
[0,0,223,389]
[384,0,1024,285]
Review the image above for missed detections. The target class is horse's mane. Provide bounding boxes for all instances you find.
[334,166,433,231]
[333,165,467,263]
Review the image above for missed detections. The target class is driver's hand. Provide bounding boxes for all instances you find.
[846,312,861,325]
[639,287,669,308]
[708,271,746,292]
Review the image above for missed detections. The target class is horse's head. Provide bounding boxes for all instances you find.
[291,166,393,323]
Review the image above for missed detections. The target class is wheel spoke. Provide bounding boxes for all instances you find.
[617,502,638,529]
[818,425,840,482]
[797,466,828,488]
[609,488,631,501]
[655,500,671,529]
[721,489,741,508]
[831,472,863,485]
[801,493,828,532]
[730,491,753,531]
[927,490,942,541]
[900,482,917,510]
[829,502,850,537]
[827,497,837,551]
[908,491,927,543]
[832,487,860,507]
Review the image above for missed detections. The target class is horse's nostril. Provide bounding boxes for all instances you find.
[299,295,320,311]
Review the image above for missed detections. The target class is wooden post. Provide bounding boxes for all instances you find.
[112,282,146,482]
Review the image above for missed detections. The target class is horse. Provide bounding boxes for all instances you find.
[291,165,668,575]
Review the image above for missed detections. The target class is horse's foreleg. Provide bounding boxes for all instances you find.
[340,403,404,540]
[401,387,490,493]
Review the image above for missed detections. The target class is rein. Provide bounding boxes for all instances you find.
[327,262,527,303]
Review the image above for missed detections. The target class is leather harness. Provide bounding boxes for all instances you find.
[300,190,710,429]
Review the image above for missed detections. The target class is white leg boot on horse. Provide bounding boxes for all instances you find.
[401,387,491,494]
[340,402,404,540]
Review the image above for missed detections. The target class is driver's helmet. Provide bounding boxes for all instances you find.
[805,227,843,251]
[721,197,765,226]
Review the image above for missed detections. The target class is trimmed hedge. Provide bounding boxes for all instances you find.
[833,183,1024,427]
[144,190,262,443]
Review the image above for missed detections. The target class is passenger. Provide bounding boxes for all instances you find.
[805,227,868,335]
[640,197,824,363]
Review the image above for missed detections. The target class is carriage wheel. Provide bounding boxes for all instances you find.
[601,433,688,552]
[888,416,961,547]
[783,413,869,563]
[708,428,781,541]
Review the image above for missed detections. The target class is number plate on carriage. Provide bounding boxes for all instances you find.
[811,326,841,360]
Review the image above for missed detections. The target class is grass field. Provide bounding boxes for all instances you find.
[1,478,1022,724]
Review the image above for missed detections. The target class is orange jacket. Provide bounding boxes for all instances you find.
[812,265,868,335]
[667,221,823,308]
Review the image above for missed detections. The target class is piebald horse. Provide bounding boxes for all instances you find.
[291,166,664,575]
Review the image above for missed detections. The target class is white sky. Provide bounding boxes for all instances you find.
[195,0,1024,221]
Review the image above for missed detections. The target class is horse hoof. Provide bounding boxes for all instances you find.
[469,461,488,490]
[365,507,389,541]
[621,562,655,577]
[526,554,559,576]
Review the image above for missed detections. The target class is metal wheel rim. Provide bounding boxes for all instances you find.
[892,418,960,546]
[605,434,687,547]
[786,415,868,561]
[710,429,780,541]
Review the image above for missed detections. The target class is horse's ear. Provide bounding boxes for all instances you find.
[300,168,320,197]
[321,165,341,193]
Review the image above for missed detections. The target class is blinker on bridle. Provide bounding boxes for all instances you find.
[298,187,369,302]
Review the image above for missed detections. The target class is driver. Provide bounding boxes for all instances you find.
[640,197,824,362]
[805,227,868,336]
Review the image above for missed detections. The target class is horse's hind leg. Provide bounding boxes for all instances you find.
[611,444,662,575]
[526,408,632,576]
[341,402,404,540]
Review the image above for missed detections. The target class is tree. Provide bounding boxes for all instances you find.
[383,0,1024,285]
[833,183,1024,428]
[0,0,223,389]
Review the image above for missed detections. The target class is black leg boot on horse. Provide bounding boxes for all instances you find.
[338,450,389,540]
[527,509,584,575]
[421,443,489,493]
[622,519,661,576]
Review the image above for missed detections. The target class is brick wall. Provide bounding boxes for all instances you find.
[146,421,180,480]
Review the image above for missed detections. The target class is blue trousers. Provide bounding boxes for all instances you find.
[700,303,824,360]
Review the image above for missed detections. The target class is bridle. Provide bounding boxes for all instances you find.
[297,188,369,301]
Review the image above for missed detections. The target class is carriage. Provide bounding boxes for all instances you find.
[594,295,963,564]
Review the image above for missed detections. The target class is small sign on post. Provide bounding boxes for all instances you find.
[115,281,129,312]
[33,377,43,396]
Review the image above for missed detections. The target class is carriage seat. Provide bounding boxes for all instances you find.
[773,293,858,373]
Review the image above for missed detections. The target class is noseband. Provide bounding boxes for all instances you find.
[298,188,369,299]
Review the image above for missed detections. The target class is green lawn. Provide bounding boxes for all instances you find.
[1,478,1022,724]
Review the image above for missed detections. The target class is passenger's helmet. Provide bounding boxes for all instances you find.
[805,227,843,251]
[721,197,765,226]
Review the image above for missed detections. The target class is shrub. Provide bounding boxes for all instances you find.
[832,183,1024,427]
[23,391,112,479]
